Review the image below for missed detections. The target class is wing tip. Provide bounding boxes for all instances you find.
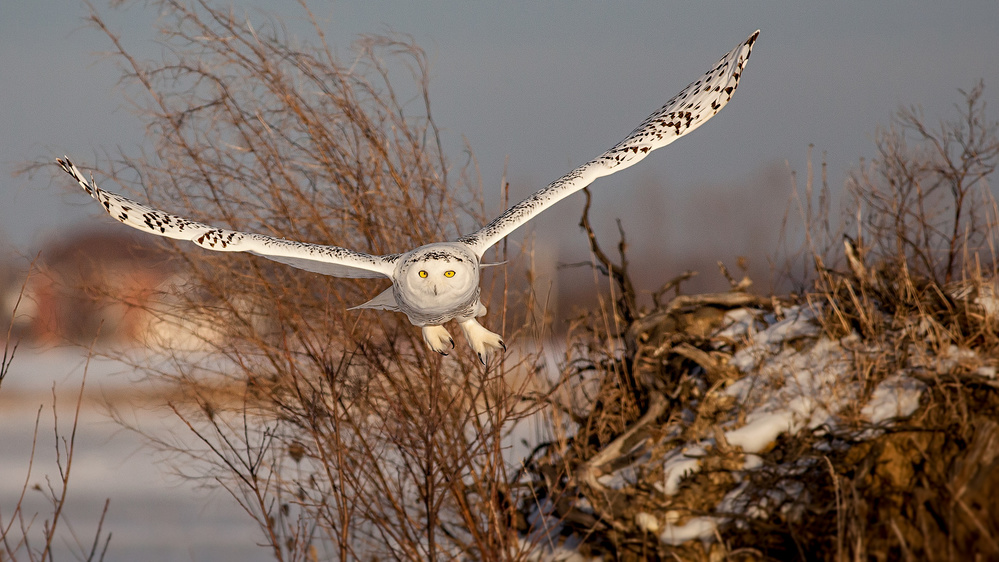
[55,155,98,196]
[56,155,75,177]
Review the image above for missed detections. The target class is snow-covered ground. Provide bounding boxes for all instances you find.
[0,347,270,562]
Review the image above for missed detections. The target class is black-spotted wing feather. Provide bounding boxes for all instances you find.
[57,158,397,279]
[458,30,759,257]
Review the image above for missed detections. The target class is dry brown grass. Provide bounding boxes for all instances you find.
[515,83,999,561]
[740,83,999,560]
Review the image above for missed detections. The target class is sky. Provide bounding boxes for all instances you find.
[2,0,997,284]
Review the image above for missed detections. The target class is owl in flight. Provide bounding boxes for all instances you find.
[58,31,758,364]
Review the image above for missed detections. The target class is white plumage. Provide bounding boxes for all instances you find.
[57,30,758,364]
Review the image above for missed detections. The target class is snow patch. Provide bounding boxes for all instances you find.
[635,512,660,533]
[659,514,717,545]
[862,375,925,423]
[658,445,707,496]
[715,308,763,341]
[724,409,796,453]
[727,306,820,372]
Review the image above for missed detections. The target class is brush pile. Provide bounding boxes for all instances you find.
[520,255,999,560]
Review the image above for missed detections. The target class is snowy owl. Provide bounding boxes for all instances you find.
[57,31,758,364]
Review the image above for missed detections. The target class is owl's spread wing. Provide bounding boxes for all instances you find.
[57,158,398,279]
[458,30,759,257]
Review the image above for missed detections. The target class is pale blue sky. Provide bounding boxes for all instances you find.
[2,1,997,263]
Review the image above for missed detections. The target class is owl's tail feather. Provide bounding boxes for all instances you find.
[349,286,400,312]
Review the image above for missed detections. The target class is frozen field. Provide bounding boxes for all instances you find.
[0,347,271,562]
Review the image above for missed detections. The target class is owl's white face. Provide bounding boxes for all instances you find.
[394,243,480,314]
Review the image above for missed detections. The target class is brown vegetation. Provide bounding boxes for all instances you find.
[70,1,541,559]
[5,1,997,559]
[1,288,111,561]
[518,81,998,560]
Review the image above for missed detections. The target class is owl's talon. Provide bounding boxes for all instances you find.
[459,318,506,366]
[422,325,455,355]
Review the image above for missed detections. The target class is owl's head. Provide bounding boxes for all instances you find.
[394,243,480,312]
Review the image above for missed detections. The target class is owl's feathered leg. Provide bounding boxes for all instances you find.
[458,319,506,365]
[422,325,455,356]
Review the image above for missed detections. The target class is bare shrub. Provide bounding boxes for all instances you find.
[778,84,999,344]
[0,277,112,562]
[849,81,998,286]
[66,1,546,559]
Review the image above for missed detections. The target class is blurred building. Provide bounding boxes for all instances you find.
[3,229,200,348]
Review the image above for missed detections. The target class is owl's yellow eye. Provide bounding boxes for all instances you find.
[444,270,455,278]
[419,270,428,278]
